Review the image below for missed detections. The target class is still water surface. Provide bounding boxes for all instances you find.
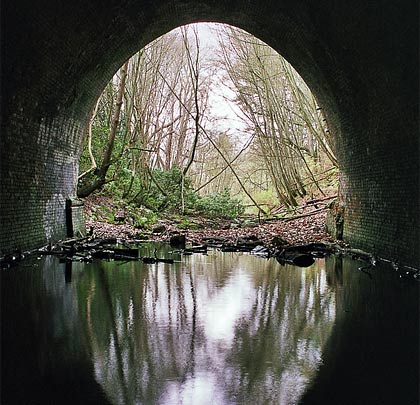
[1,245,419,404]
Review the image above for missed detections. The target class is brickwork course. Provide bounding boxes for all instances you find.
[1,0,419,267]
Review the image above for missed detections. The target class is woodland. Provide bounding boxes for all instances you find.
[77,23,339,246]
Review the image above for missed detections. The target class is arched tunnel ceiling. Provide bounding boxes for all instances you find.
[2,0,417,140]
[1,0,419,266]
[4,0,405,127]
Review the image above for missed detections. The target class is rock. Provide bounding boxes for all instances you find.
[271,236,289,247]
[325,200,344,240]
[169,234,186,248]
[251,245,271,257]
[114,209,125,223]
[221,245,237,252]
[237,237,262,248]
[152,224,166,234]
[276,251,315,267]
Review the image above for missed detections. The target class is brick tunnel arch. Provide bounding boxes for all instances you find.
[1,1,418,267]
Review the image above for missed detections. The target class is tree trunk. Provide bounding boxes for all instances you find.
[77,60,129,198]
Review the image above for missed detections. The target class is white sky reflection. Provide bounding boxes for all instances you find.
[88,253,336,405]
[202,270,254,344]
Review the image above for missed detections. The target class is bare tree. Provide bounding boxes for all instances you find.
[78,60,129,198]
[215,25,337,208]
[77,26,214,202]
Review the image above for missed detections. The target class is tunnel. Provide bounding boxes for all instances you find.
[1,0,418,268]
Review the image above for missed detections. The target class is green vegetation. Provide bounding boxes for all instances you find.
[85,166,246,226]
[195,189,244,219]
[78,23,339,226]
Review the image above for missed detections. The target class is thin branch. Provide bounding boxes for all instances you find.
[78,98,100,180]
[194,133,255,193]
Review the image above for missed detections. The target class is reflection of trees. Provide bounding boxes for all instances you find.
[77,253,336,404]
[222,260,336,404]
[78,259,202,404]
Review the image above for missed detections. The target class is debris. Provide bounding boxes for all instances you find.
[169,234,186,249]
[251,245,271,258]
[152,224,167,234]
[0,251,25,269]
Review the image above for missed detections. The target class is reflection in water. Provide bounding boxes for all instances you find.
[79,252,335,404]
[1,247,418,404]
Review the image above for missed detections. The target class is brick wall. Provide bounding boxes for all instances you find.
[0,114,83,251]
[66,198,86,238]
[1,0,418,267]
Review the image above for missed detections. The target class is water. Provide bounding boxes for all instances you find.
[1,245,419,404]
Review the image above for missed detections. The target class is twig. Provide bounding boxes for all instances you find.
[263,207,326,222]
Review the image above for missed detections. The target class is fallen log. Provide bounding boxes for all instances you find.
[184,245,208,254]
[220,245,238,252]
[279,242,334,256]
[281,207,327,222]
[92,250,115,260]
[156,257,175,264]
[0,251,26,269]
[273,242,378,269]
[110,247,139,258]
[141,256,156,264]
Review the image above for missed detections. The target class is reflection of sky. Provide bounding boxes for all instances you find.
[85,254,336,404]
[201,270,254,344]
[7,253,416,404]
[160,372,225,405]
[158,266,256,404]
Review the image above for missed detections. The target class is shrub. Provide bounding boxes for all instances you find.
[195,189,244,219]
[132,167,198,212]
[89,167,245,221]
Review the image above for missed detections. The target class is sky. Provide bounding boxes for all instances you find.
[186,23,249,138]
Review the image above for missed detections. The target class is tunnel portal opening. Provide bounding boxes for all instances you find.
[76,22,339,235]
[1,0,418,267]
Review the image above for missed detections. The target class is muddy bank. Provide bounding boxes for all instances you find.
[87,211,333,247]
[85,194,336,248]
